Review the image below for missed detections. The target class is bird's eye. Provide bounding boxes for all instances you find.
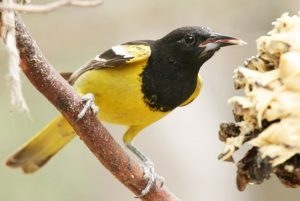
[184,35,196,46]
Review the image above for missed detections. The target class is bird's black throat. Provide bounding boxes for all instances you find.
[140,43,204,112]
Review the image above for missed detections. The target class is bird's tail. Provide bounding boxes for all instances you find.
[6,115,76,173]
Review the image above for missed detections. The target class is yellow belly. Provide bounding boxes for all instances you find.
[73,61,168,126]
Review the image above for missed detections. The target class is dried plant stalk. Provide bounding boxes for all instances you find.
[219,13,300,191]
[1,0,29,113]
[0,0,103,13]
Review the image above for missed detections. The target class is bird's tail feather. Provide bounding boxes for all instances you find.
[6,115,75,173]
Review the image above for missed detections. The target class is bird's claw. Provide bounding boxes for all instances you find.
[77,93,99,120]
[136,160,165,198]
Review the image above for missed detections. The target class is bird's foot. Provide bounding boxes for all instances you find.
[137,159,165,198]
[77,93,99,120]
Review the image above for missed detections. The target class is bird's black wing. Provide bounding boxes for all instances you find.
[68,40,152,84]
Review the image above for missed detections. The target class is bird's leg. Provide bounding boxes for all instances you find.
[77,93,99,120]
[127,143,165,197]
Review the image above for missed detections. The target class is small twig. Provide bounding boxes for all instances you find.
[5,13,180,201]
[0,0,103,13]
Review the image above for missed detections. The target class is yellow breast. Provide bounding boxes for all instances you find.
[73,61,168,126]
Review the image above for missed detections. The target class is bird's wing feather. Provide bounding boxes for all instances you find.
[68,41,152,84]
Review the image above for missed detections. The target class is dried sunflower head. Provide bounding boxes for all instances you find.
[219,12,300,191]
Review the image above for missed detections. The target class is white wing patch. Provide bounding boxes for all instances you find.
[112,45,133,58]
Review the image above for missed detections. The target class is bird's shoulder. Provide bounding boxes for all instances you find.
[99,40,153,66]
[67,40,154,84]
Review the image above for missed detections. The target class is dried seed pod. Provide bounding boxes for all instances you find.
[275,154,300,188]
[219,13,300,190]
[236,147,272,191]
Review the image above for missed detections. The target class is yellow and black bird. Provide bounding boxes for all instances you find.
[6,26,245,196]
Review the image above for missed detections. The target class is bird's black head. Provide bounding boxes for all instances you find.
[141,26,245,112]
[156,26,245,71]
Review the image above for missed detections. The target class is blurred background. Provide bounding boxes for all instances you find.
[1,0,300,200]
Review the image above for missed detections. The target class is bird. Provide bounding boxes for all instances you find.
[6,26,245,196]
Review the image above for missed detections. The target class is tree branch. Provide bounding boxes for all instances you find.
[0,0,103,13]
[1,13,180,201]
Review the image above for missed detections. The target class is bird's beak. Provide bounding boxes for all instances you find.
[199,33,246,52]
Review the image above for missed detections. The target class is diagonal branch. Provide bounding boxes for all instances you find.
[0,0,103,13]
[0,13,180,201]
